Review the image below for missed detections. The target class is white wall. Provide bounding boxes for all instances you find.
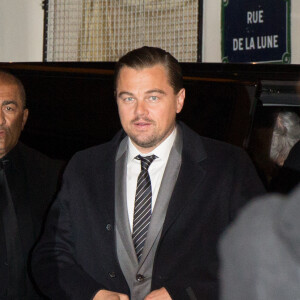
[291,0,300,64]
[202,0,222,62]
[0,0,299,64]
[0,0,44,62]
[202,0,300,64]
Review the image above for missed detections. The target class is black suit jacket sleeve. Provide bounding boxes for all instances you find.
[161,153,264,300]
[32,132,130,300]
[151,137,265,300]
[32,162,104,300]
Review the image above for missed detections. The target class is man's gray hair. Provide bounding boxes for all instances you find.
[270,111,300,165]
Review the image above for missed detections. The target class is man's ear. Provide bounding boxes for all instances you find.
[176,88,185,113]
[22,108,29,130]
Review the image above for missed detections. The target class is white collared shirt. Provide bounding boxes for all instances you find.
[126,127,177,232]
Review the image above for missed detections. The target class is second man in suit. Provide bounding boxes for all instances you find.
[32,47,265,300]
[0,70,63,299]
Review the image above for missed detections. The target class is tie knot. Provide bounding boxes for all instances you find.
[136,155,157,171]
[0,159,9,170]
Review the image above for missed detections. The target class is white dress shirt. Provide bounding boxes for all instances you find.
[126,127,177,232]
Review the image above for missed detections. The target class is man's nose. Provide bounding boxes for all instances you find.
[135,100,148,116]
[0,110,5,125]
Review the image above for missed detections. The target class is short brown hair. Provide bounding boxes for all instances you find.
[0,70,26,108]
[114,46,183,94]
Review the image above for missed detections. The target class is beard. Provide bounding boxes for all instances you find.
[129,133,161,149]
[127,118,175,151]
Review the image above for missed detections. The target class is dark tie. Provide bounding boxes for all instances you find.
[0,159,26,297]
[132,155,157,261]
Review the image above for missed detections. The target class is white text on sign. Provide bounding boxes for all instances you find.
[247,10,264,24]
[233,35,279,51]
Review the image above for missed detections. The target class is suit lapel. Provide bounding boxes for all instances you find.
[96,130,126,225]
[161,123,207,237]
[6,145,35,251]
[115,138,138,266]
[139,127,183,266]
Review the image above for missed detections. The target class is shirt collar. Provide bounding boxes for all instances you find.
[128,126,177,163]
[0,143,21,171]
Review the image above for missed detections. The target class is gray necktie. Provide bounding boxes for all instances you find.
[132,155,157,261]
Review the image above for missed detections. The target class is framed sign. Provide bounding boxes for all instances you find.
[221,0,291,63]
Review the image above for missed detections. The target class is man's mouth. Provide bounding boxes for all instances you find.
[132,119,153,129]
[0,129,7,138]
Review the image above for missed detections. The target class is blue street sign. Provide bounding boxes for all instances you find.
[222,0,291,63]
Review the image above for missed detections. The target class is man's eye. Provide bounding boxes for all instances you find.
[149,96,158,101]
[124,97,134,102]
[4,106,15,112]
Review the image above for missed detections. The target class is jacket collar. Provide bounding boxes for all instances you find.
[160,122,208,236]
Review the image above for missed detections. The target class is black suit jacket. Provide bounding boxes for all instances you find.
[0,143,63,299]
[32,123,265,300]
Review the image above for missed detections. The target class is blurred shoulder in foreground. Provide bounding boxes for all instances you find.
[219,184,300,300]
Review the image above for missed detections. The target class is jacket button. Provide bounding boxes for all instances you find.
[106,224,112,231]
[108,272,116,278]
[136,274,145,282]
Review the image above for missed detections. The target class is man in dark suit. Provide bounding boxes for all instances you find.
[0,70,63,299]
[32,47,265,300]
